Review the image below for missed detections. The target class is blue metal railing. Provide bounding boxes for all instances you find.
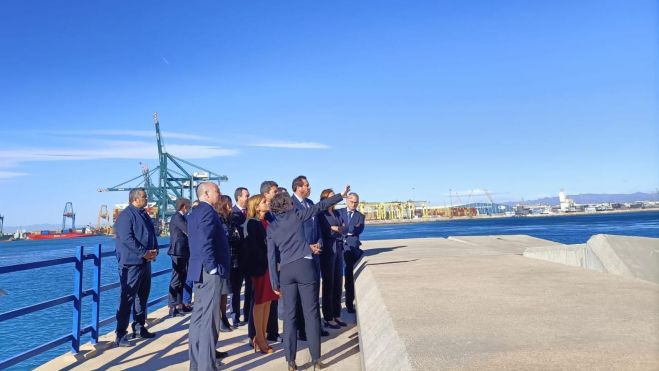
[0,243,170,369]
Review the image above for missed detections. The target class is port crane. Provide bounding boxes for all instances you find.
[99,113,228,231]
[0,214,4,235]
[62,202,75,230]
[97,205,110,234]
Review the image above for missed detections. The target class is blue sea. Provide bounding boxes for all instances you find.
[0,211,657,369]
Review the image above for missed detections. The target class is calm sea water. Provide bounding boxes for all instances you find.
[0,211,657,369]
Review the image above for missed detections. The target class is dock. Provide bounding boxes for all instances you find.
[40,234,659,370]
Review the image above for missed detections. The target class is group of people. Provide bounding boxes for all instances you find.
[113,175,365,371]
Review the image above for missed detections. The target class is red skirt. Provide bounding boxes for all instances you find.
[252,269,279,304]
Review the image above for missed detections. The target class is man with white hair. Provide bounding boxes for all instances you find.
[187,182,230,371]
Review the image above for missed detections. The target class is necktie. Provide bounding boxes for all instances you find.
[242,209,246,216]
[349,211,354,220]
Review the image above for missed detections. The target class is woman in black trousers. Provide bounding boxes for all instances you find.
[266,185,349,371]
[318,189,348,329]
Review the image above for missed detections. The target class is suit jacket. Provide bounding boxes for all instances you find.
[339,208,365,257]
[319,209,343,255]
[168,212,189,257]
[267,193,343,290]
[231,205,247,230]
[115,204,157,265]
[291,195,322,248]
[244,218,268,277]
[186,201,231,282]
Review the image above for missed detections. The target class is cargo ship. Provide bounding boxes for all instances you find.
[26,228,97,240]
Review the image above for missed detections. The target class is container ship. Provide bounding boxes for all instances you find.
[26,228,97,240]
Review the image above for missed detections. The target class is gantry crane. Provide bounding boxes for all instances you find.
[0,214,4,235]
[62,202,76,230]
[99,113,228,232]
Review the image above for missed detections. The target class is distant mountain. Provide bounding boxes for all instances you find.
[503,192,659,206]
[3,224,62,234]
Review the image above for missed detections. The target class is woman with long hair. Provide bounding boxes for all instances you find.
[245,194,279,354]
[318,189,347,329]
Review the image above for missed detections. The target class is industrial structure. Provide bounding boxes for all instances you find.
[0,214,4,235]
[62,202,75,230]
[99,113,228,231]
[96,205,111,234]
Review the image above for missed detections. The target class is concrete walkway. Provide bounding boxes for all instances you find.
[356,235,659,370]
[39,301,360,370]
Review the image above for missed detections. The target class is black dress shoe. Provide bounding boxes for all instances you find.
[346,307,356,314]
[334,319,347,327]
[169,307,179,318]
[287,361,298,370]
[115,334,132,347]
[180,304,193,312]
[215,350,229,358]
[320,329,330,337]
[220,316,233,332]
[266,333,281,342]
[133,327,156,339]
[323,320,340,329]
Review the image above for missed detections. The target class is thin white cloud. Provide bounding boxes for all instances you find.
[249,140,330,149]
[26,129,209,141]
[0,170,28,179]
[0,140,237,167]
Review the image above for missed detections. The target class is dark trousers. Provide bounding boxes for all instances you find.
[189,271,225,371]
[116,263,149,336]
[183,279,193,305]
[281,258,321,362]
[344,251,356,310]
[320,248,344,320]
[296,255,321,335]
[168,256,188,307]
[230,266,252,321]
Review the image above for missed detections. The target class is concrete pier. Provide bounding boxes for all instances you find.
[41,234,659,370]
[357,235,659,370]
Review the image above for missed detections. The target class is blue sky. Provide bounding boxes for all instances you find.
[0,0,657,226]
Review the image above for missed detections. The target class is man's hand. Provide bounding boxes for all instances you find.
[341,184,351,198]
[330,225,343,233]
[144,249,158,261]
[273,290,281,297]
[310,243,322,255]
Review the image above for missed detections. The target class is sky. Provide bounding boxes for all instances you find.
[0,0,657,227]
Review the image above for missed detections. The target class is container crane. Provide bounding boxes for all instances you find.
[99,113,228,231]
[62,202,75,230]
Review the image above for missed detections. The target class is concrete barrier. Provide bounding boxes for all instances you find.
[523,244,606,272]
[587,234,659,284]
[354,259,413,371]
[523,234,659,284]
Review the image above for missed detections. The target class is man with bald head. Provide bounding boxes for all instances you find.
[187,182,230,371]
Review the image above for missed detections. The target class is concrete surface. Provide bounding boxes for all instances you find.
[356,236,659,370]
[524,234,659,284]
[38,301,361,370]
[587,234,659,284]
[523,244,605,272]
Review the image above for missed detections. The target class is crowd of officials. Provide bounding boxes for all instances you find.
[113,175,365,371]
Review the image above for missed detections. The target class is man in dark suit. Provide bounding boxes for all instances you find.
[114,187,158,347]
[230,187,251,327]
[339,192,365,313]
[187,182,230,371]
[167,198,191,317]
[291,175,329,339]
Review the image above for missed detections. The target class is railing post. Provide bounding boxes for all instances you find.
[91,244,102,344]
[71,245,83,353]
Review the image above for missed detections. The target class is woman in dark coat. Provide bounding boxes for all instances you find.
[266,185,349,371]
[318,189,348,329]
